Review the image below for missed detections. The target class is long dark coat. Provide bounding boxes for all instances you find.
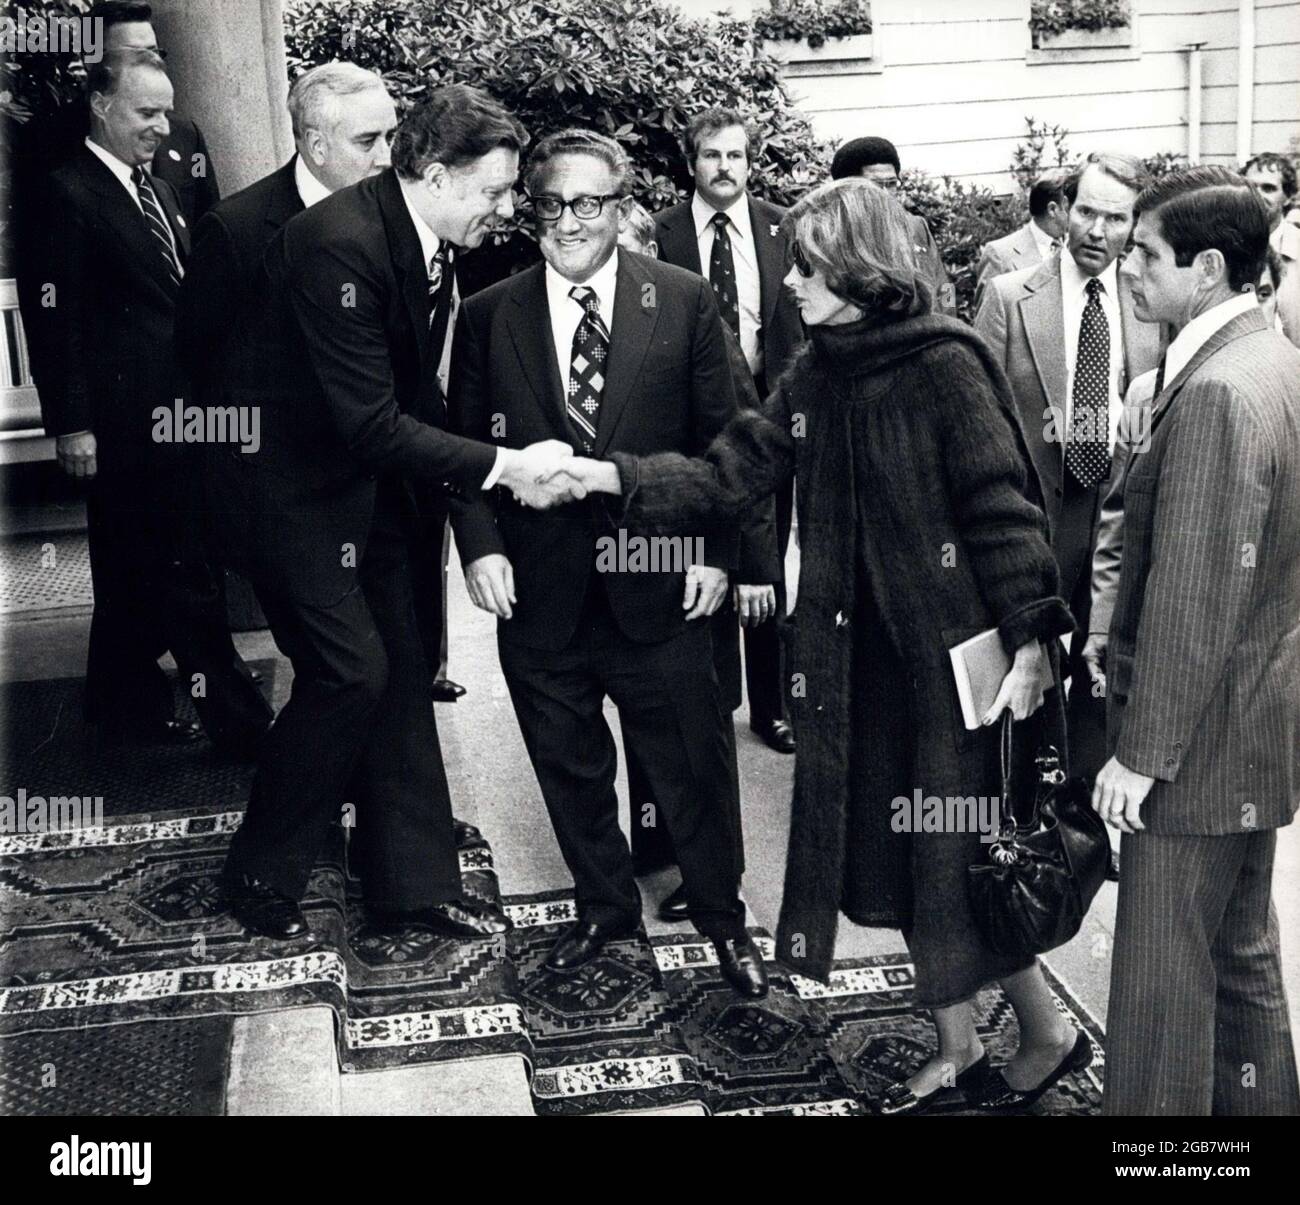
[612,313,1074,1005]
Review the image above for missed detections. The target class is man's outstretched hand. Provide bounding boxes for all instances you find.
[498,440,579,508]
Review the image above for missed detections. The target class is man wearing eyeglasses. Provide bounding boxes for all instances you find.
[449,128,769,998]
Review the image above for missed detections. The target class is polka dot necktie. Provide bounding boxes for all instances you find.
[131,165,182,289]
[1065,276,1112,490]
[708,211,741,336]
[567,286,608,453]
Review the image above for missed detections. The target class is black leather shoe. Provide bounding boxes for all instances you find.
[545,918,637,971]
[714,934,769,998]
[95,718,204,747]
[369,899,512,939]
[1105,850,1120,882]
[430,679,467,702]
[871,1052,990,1116]
[223,874,310,940]
[657,883,689,922]
[750,718,795,754]
[975,1029,1092,1112]
[453,818,483,847]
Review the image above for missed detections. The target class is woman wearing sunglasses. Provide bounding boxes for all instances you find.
[551,178,1089,1114]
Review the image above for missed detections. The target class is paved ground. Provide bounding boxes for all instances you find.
[3,522,1298,1114]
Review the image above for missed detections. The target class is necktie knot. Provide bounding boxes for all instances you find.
[1086,276,1103,299]
[711,211,729,233]
[569,285,600,318]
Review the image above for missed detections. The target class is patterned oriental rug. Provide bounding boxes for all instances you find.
[0,799,1104,1116]
[0,804,531,1115]
[1,670,277,818]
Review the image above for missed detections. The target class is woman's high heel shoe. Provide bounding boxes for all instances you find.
[975,1029,1093,1112]
[869,1052,990,1116]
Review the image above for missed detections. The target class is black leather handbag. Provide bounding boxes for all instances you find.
[967,705,1111,960]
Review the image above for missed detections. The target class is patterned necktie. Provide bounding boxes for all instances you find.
[1065,276,1112,489]
[131,165,182,288]
[427,243,456,365]
[567,286,608,453]
[708,211,740,335]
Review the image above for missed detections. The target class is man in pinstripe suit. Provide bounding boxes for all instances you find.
[1095,165,1300,1116]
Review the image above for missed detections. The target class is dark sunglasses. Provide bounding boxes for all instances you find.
[789,241,815,278]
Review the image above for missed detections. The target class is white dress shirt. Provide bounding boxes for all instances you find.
[1161,291,1259,388]
[544,247,620,390]
[85,136,180,261]
[395,181,494,487]
[691,191,762,376]
[1029,218,1060,262]
[1060,253,1124,451]
[293,154,333,209]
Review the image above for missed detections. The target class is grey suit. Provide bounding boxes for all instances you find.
[1103,308,1300,1116]
[974,221,1047,310]
[975,254,1162,780]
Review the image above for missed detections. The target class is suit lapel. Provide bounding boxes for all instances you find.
[75,148,178,298]
[1019,259,1068,460]
[263,157,305,235]
[660,204,702,275]
[750,196,786,339]
[595,251,660,455]
[1015,223,1041,266]
[376,169,440,383]
[150,173,190,262]
[1150,308,1267,431]
[507,265,567,436]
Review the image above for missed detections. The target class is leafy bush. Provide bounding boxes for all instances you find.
[285,0,831,284]
[1030,0,1131,44]
[753,0,873,49]
[1,0,99,270]
[1010,117,1072,197]
[896,170,1019,321]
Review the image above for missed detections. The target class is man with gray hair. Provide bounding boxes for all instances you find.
[449,127,767,997]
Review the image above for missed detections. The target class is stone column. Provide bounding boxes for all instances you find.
[150,0,293,196]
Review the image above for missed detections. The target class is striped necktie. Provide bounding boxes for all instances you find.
[427,243,456,366]
[567,286,608,453]
[130,166,182,288]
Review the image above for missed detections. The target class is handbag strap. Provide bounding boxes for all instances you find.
[996,641,1072,832]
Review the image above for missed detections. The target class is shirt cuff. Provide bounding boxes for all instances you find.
[482,447,506,490]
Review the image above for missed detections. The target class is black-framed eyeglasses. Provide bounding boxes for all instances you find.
[528,193,623,222]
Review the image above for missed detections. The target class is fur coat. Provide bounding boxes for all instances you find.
[611,313,1074,999]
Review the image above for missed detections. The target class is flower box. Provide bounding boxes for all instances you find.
[762,32,874,63]
[1034,24,1131,50]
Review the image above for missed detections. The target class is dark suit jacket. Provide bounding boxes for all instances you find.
[449,250,741,651]
[175,156,302,396]
[1107,309,1300,834]
[185,167,495,606]
[974,254,1162,599]
[24,145,189,472]
[654,194,800,582]
[13,102,219,226]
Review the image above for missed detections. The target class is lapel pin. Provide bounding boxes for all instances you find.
[769,223,779,237]
[168,148,182,161]
[176,215,186,227]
